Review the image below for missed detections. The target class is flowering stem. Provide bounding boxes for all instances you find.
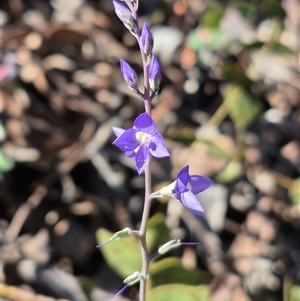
[136,16,152,301]
[112,1,168,299]
[122,1,152,299]
[138,159,151,301]
[137,37,151,113]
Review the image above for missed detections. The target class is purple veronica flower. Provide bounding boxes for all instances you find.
[148,55,161,92]
[140,23,154,56]
[113,113,170,174]
[159,165,213,216]
[120,59,139,92]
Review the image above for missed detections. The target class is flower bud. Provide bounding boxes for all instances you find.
[140,23,153,56]
[113,1,137,34]
[109,227,132,241]
[148,55,161,92]
[123,271,142,285]
[158,239,181,255]
[120,59,139,92]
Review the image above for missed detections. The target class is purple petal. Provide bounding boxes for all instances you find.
[113,128,139,151]
[180,191,204,216]
[140,23,153,55]
[149,132,170,158]
[189,175,213,194]
[174,166,190,193]
[148,55,161,91]
[134,113,157,134]
[112,126,126,138]
[113,1,132,24]
[135,145,150,174]
[125,150,136,158]
[120,59,139,91]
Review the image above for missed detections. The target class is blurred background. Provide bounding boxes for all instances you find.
[1,0,299,300]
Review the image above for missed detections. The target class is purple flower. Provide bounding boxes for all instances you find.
[159,166,213,215]
[113,113,170,174]
[140,23,154,56]
[112,1,136,34]
[148,55,161,92]
[120,59,139,92]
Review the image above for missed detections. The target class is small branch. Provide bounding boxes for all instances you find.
[5,186,47,243]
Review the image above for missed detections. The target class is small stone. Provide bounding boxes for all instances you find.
[23,32,43,50]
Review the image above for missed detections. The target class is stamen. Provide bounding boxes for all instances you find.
[136,131,151,144]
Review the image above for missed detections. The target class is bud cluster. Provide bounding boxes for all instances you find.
[113,0,161,96]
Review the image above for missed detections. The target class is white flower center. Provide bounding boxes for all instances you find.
[136,131,151,145]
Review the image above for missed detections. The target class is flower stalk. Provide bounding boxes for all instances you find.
[110,1,212,300]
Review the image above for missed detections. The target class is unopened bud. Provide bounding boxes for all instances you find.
[109,227,132,241]
[113,1,137,34]
[148,55,161,92]
[123,271,142,285]
[140,23,153,56]
[120,59,139,92]
[158,239,181,255]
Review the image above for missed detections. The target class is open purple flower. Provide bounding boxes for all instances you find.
[159,165,213,215]
[113,113,170,174]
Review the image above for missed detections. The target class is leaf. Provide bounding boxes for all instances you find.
[216,160,243,183]
[241,41,265,52]
[186,27,224,52]
[167,128,195,145]
[0,149,15,173]
[147,284,210,301]
[222,64,254,88]
[146,213,170,253]
[261,0,286,19]
[224,85,263,129]
[0,122,6,142]
[233,3,256,21]
[289,178,300,206]
[198,139,231,159]
[96,228,141,278]
[284,277,300,301]
[291,285,300,301]
[272,42,295,55]
[150,257,211,287]
[202,2,224,28]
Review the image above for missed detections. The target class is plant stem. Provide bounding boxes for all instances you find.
[138,160,152,301]
[137,23,152,301]
[122,2,152,299]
